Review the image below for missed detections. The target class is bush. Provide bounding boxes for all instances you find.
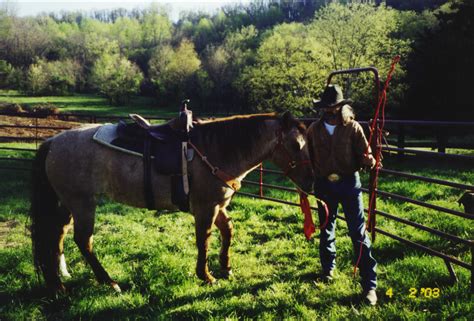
[90,54,144,105]
[30,103,60,117]
[0,102,60,117]
[0,60,14,88]
[25,59,80,96]
[0,103,25,114]
[0,61,24,89]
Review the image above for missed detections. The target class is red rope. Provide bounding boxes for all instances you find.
[299,193,329,240]
[353,56,400,277]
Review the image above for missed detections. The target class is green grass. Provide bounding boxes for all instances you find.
[0,144,473,320]
[0,90,177,117]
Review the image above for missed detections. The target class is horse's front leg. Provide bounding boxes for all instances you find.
[214,209,233,278]
[194,206,219,284]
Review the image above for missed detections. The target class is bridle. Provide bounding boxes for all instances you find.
[188,128,312,192]
[190,125,326,239]
[271,129,328,238]
[271,130,312,177]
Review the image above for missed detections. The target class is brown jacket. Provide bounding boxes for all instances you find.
[307,116,370,178]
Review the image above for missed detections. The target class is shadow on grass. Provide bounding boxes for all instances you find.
[0,169,30,204]
[0,249,466,320]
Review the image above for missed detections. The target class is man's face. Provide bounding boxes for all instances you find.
[321,105,342,124]
[322,106,342,115]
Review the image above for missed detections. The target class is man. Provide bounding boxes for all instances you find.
[307,84,378,305]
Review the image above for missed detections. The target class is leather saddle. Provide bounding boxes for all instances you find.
[113,115,186,175]
[110,105,194,212]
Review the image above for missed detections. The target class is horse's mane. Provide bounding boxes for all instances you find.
[193,113,305,163]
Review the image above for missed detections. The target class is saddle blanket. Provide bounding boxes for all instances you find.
[93,124,194,161]
[93,124,143,157]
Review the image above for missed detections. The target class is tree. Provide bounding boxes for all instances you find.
[238,22,330,116]
[379,0,449,12]
[309,3,410,117]
[148,39,201,103]
[192,17,216,52]
[0,17,53,67]
[141,5,173,48]
[91,54,144,104]
[110,17,142,56]
[0,59,14,88]
[203,25,259,111]
[403,0,474,120]
[25,59,80,95]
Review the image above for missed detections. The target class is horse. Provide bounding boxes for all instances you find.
[30,111,314,293]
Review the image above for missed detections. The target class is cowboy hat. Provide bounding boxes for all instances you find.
[312,84,353,110]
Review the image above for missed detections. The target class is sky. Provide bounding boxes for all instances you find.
[6,0,251,21]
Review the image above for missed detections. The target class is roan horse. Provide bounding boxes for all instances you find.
[30,112,314,293]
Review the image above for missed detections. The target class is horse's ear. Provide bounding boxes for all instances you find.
[281,111,296,131]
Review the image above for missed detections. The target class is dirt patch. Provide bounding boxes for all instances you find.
[0,115,83,139]
[0,220,28,249]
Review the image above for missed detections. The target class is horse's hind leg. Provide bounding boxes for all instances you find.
[71,200,121,292]
[58,206,73,278]
[214,209,233,278]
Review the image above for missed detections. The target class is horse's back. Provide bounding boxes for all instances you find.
[46,124,107,195]
[45,124,175,210]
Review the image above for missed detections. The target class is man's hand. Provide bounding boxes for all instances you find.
[362,153,376,169]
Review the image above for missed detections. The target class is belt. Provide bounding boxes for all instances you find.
[317,173,356,183]
[327,173,341,183]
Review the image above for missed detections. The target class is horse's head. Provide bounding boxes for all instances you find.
[271,111,314,194]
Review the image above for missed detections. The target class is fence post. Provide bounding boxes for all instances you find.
[397,123,405,158]
[437,133,447,153]
[368,120,380,241]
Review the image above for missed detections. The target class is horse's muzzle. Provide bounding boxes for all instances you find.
[299,181,314,195]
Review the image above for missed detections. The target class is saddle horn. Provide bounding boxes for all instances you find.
[129,114,151,129]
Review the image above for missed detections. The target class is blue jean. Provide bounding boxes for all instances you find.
[314,172,377,291]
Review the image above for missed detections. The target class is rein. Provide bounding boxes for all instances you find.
[189,125,327,240]
[187,140,241,191]
[271,130,311,176]
[272,129,328,240]
[188,127,313,192]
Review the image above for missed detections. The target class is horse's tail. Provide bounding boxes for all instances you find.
[30,140,70,290]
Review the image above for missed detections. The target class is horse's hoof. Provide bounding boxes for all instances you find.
[111,282,122,293]
[49,283,67,296]
[221,269,233,279]
[61,272,72,279]
[197,270,216,284]
[206,276,217,285]
[199,274,216,285]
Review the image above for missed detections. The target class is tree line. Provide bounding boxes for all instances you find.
[0,0,472,120]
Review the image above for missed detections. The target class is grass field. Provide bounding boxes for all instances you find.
[0,141,472,320]
[0,90,176,117]
[0,93,473,320]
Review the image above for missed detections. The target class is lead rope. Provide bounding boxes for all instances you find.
[353,56,400,277]
[272,130,328,240]
[299,193,329,240]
